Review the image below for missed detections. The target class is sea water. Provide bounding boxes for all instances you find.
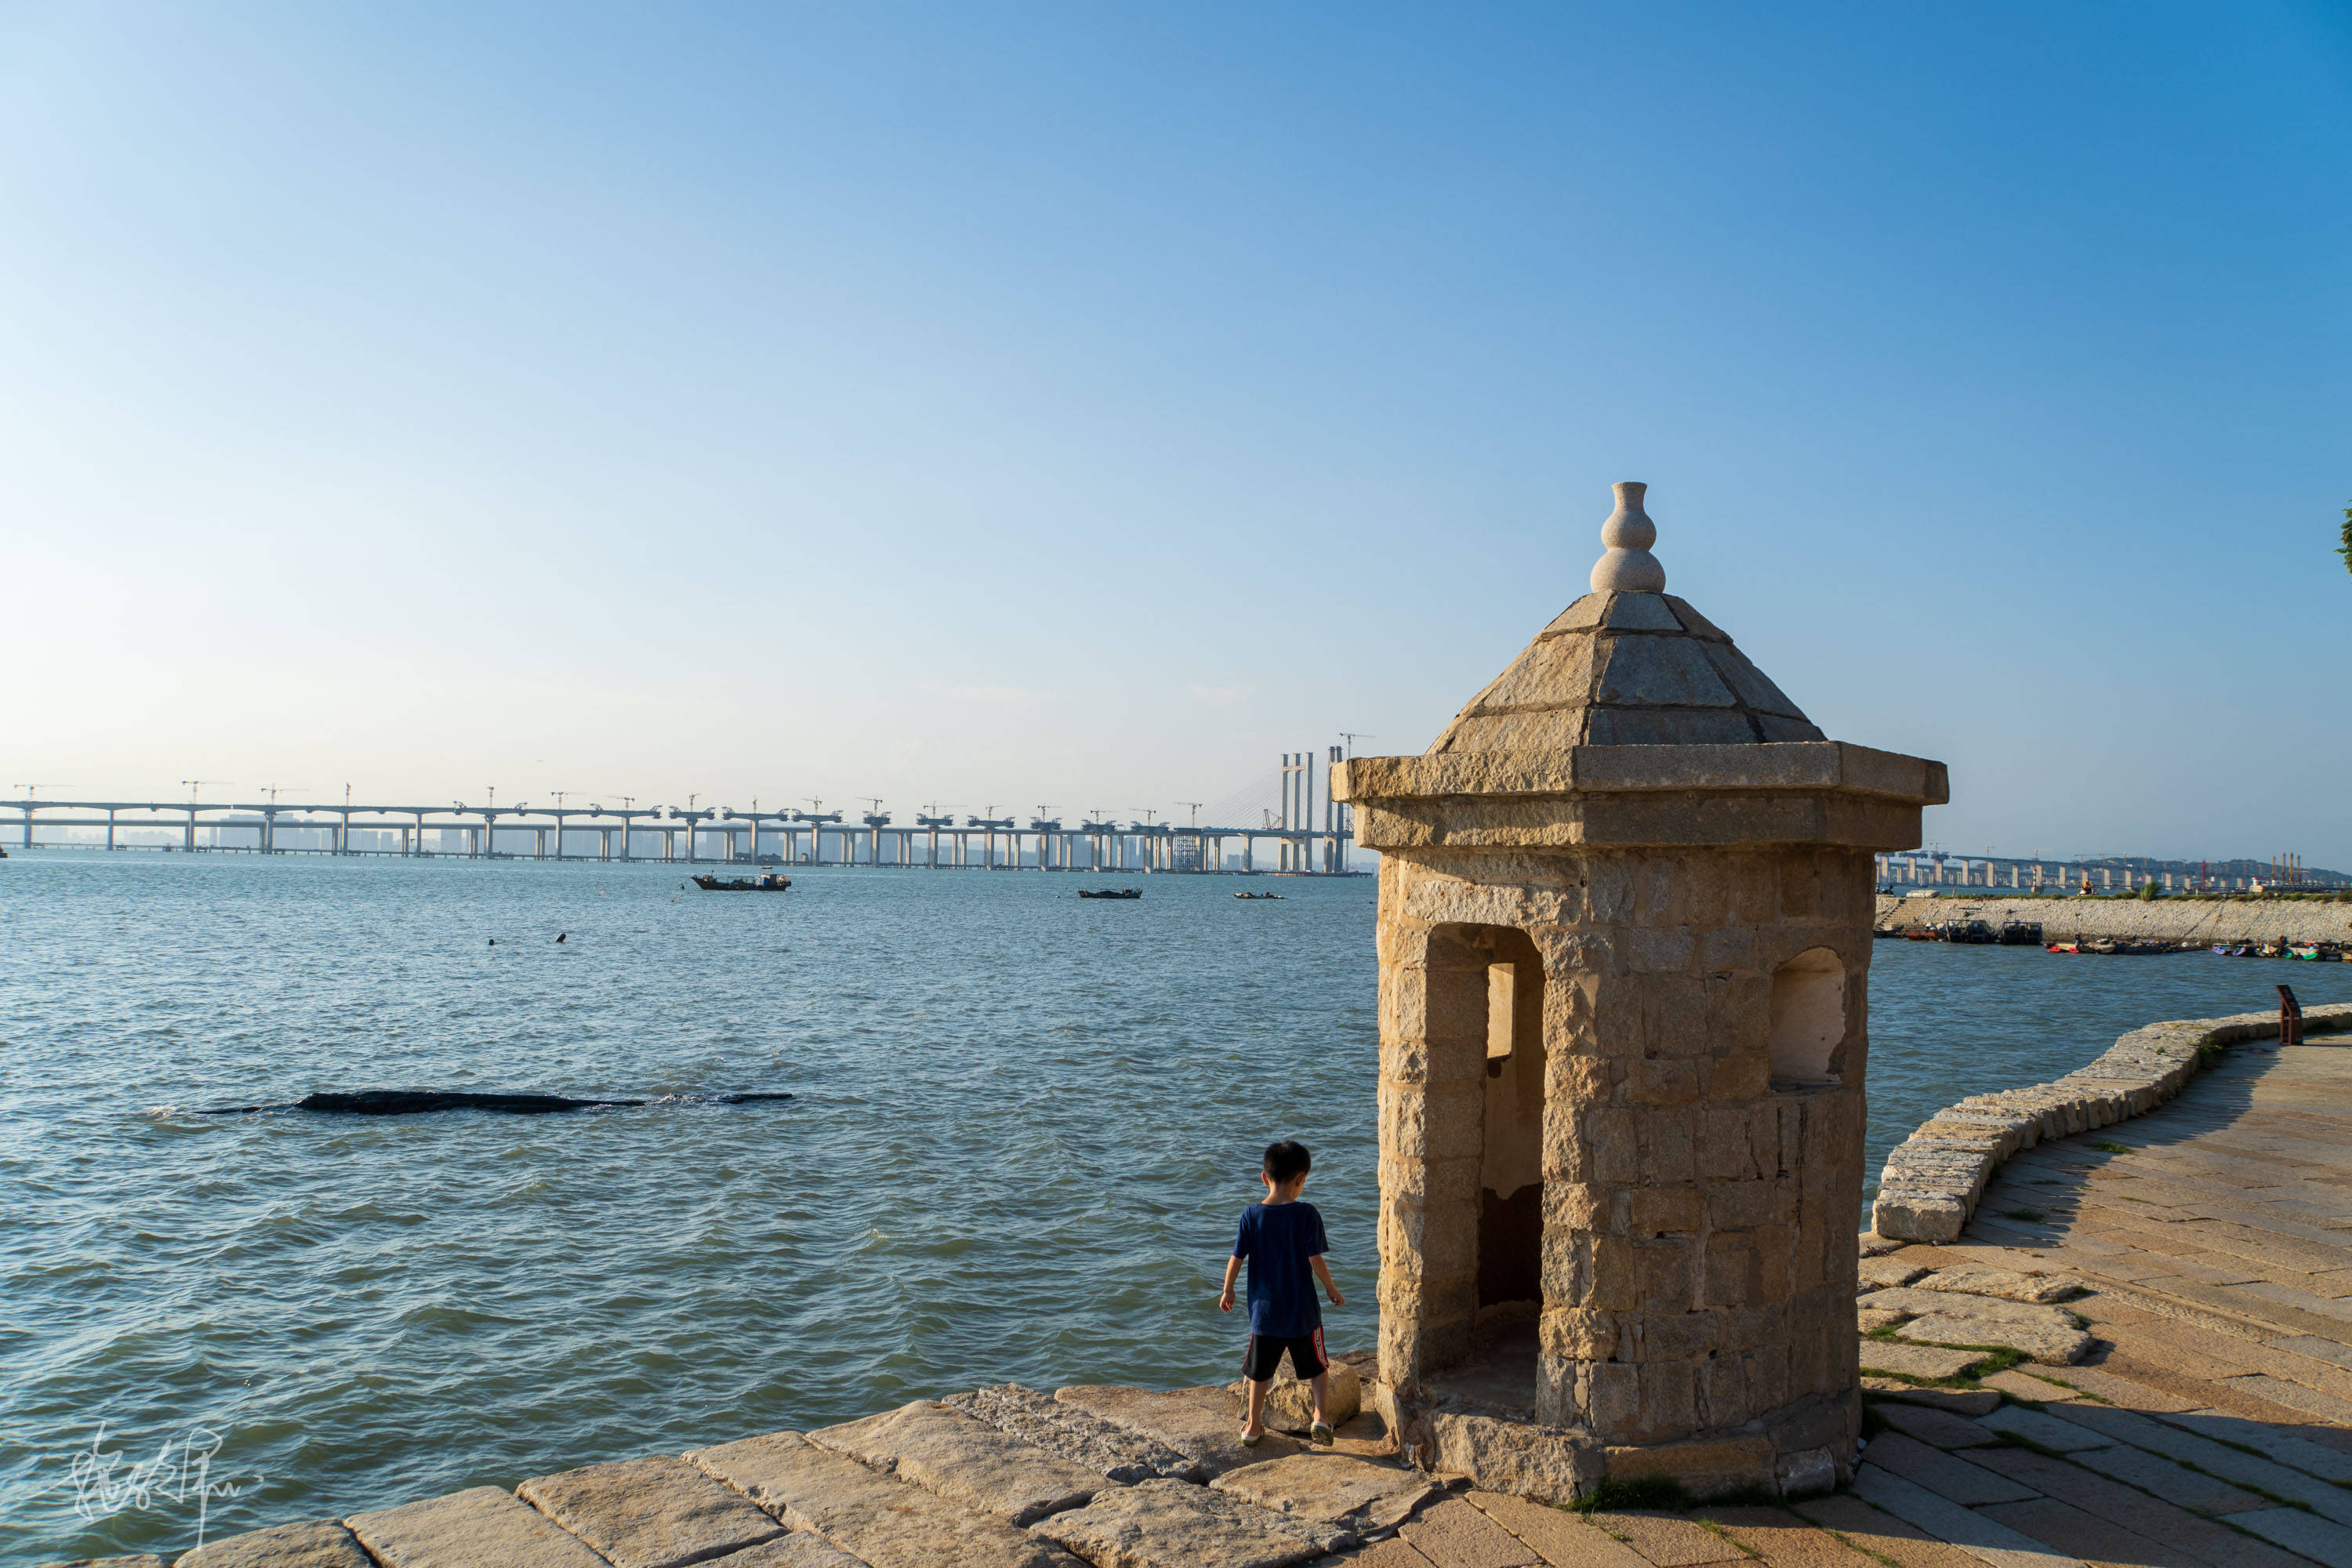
[5,854,2348,1564]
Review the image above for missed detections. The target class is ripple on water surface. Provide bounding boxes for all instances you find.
[6,855,2351,1565]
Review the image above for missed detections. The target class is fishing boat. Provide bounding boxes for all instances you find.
[1944,919,1999,945]
[1903,927,1937,942]
[691,873,792,892]
[2046,940,2082,953]
[1998,922,2044,946]
[1076,888,1142,900]
[1234,892,1284,900]
[2215,944,2256,957]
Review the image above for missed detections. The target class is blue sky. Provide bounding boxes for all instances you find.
[3,2,2347,861]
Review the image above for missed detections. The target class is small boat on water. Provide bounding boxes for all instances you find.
[1235,892,1283,900]
[1903,927,1937,942]
[1998,921,2043,946]
[1077,888,1142,900]
[2047,940,2082,953]
[2215,944,2257,957]
[1944,919,1999,945]
[692,873,792,892]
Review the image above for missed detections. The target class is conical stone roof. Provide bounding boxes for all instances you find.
[1429,483,1824,752]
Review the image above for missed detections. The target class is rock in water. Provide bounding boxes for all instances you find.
[294,1091,645,1116]
[198,1088,791,1116]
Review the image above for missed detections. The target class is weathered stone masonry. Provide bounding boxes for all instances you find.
[1336,483,1946,1501]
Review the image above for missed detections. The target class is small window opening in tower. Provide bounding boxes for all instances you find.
[1769,946,1846,1087]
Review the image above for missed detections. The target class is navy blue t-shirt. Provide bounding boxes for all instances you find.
[1233,1200,1327,1338]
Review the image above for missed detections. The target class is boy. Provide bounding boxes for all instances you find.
[1218,1139,1345,1446]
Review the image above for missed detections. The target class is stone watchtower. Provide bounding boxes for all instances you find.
[1333,483,1944,1502]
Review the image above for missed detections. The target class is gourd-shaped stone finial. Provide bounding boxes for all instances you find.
[1589,481,1666,593]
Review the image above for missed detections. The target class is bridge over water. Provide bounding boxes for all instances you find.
[0,751,1359,874]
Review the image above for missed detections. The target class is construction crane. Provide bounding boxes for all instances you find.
[1339,732,1374,757]
[1176,801,1203,827]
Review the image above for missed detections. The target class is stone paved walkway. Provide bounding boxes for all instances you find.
[1817,1033,2352,1568]
[59,1040,2352,1568]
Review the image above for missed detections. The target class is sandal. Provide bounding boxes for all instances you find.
[1310,1421,1334,1446]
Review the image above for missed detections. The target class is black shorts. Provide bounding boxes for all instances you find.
[1241,1327,1327,1384]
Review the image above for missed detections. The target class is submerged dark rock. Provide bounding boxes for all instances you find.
[301,1091,643,1115]
[198,1090,793,1116]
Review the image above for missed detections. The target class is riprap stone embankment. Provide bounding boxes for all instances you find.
[1875,893,2352,945]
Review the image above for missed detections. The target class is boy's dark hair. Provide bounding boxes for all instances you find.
[1263,1140,1312,1184]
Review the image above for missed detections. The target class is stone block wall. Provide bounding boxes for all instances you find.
[1376,840,1877,1453]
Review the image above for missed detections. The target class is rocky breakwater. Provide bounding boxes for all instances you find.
[1871,1003,2352,1247]
[1875,892,2352,945]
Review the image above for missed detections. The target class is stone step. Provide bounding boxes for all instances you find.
[2160,1408,2352,1483]
[1459,1490,1650,1566]
[2221,1507,2352,1568]
[1030,1478,1339,1568]
[702,1537,867,1567]
[1857,1287,2092,1364]
[1912,1266,2081,1305]
[1870,1401,1999,1449]
[1849,1465,2082,1568]
[1856,1287,2078,1328]
[1892,1312,2092,1366]
[1965,1445,2312,1568]
[165,1519,370,1567]
[807,1400,1105,1526]
[518,1454,789,1568]
[2047,1399,2352,1526]
[946,1385,1200,1483]
[686,1430,1083,1568]
[1208,1452,1439,1539]
[347,1486,612,1568]
[1056,1385,1305,1478]
[1856,1338,1987,1381]
[1393,1497,1552,1568]
[1853,1433,2037,1508]
[1976,1406,2105,1453]
[1860,1379,1999,1414]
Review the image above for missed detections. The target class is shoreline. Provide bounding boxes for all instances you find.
[1874,892,2352,946]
